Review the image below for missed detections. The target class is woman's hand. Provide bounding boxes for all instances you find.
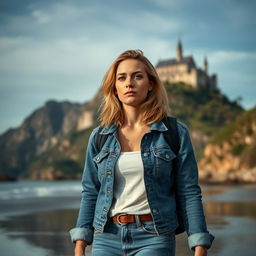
[74,240,87,256]
[194,245,207,256]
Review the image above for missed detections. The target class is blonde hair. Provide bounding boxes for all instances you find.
[99,49,169,127]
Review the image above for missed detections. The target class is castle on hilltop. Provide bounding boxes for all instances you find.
[156,40,217,89]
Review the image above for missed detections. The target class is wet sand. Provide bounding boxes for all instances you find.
[0,182,256,256]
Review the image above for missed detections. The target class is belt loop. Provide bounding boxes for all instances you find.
[135,215,142,227]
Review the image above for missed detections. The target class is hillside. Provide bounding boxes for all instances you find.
[0,91,101,181]
[0,83,244,181]
[199,107,256,183]
[165,82,242,135]
[165,82,243,157]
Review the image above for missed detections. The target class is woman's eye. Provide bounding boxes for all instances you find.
[135,74,143,79]
[118,76,125,81]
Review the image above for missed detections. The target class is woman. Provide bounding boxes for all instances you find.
[70,50,214,256]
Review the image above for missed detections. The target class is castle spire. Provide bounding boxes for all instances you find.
[176,39,183,61]
[204,56,208,73]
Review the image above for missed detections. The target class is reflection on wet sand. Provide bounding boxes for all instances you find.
[1,201,255,256]
[204,201,256,220]
[0,209,92,256]
[0,184,256,256]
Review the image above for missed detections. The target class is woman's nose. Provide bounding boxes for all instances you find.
[125,84,134,88]
[125,77,134,88]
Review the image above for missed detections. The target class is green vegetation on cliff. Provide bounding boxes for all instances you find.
[164,82,243,136]
[210,107,256,144]
[210,107,256,168]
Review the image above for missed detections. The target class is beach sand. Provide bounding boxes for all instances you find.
[0,181,256,256]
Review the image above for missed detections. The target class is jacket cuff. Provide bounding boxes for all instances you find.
[69,227,93,245]
[188,232,215,251]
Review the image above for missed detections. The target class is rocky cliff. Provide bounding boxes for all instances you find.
[199,107,256,183]
[0,91,102,180]
[0,84,245,181]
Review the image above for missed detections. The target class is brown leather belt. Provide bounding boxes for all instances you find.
[112,214,153,224]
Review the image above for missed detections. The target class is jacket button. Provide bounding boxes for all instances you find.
[106,171,112,175]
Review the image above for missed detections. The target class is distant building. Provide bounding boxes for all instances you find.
[156,40,217,89]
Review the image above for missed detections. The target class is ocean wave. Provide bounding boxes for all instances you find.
[0,181,82,200]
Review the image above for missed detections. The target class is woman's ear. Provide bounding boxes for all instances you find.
[148,82,153,92]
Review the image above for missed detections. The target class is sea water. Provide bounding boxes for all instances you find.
[0,181,256,256]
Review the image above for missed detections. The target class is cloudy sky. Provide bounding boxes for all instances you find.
[0,0,255,134]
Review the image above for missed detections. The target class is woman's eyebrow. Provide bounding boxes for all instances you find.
[117,70,143,76]
[117,72,126,76]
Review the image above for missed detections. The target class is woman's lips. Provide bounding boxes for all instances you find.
[124,91,136,96]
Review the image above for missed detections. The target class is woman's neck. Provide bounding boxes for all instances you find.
[122,105,144,128]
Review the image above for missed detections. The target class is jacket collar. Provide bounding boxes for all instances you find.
[99,124,118,135]
[149,120,168,132]
[99,119,168,135]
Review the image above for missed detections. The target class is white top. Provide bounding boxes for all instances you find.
[110,151,151,217]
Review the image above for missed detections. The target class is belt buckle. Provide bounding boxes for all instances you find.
[116,213,127,225]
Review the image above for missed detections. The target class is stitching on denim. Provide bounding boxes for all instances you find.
[140,223,158,234]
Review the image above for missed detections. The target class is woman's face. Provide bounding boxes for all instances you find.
[115,59,152,108]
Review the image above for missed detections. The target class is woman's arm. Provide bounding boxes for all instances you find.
[175,122,214,251]
[74,240,87,256]
[70,128,101,245]
[195,245,207,256]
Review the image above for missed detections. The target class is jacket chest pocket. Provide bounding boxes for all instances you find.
[153,147,176,177]
[93,150,111,180]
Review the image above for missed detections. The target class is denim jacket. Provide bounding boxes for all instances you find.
[69,120,214,250]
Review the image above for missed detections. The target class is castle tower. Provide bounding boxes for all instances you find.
[204,56,208,74]
[176,39,183,61]
[155,41,217,90]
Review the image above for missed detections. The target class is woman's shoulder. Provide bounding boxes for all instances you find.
[176,120,190,137]
[86,126,102,143]
[92,125,102,134]
[89,124,114,141]
[177,120,188,130]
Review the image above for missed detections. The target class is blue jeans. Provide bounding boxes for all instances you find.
[92,218,176,256]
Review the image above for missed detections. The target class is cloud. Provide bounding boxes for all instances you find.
[147,0,186,10]
[0,0,185,80]
[220,0,256,27]
[0,36,90,74]
[208,51,256,64]
[31,10,50,24]
[0,0,255,134]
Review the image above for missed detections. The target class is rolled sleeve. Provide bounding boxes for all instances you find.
[69,227,94,245]
[176,122,215,251]
[188,232,215,251]
[69,128,100,246]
